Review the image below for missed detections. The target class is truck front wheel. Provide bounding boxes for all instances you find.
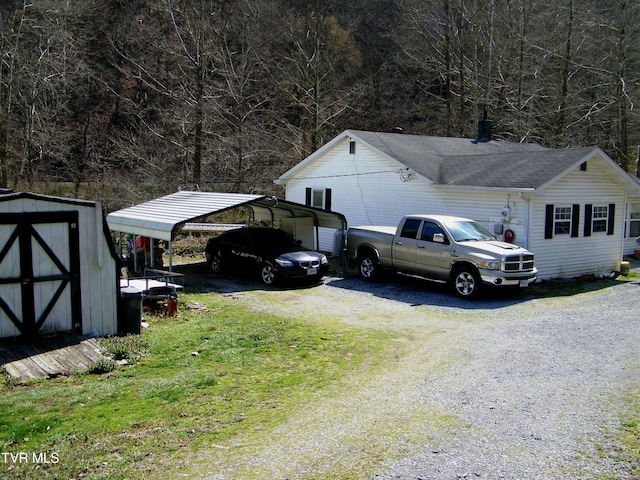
[358,253,379,282]
[452,267,481,299]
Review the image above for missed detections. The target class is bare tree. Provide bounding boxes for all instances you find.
[598,0,640,170]
[0,1,29,189]
[269,0,361,159]
[0,0,95,191]
[2,0,639,205]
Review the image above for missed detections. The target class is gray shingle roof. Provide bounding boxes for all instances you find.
[439,148,596,188]
[348,130,594,189]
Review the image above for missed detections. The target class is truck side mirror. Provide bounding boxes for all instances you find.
[433,233,445,243]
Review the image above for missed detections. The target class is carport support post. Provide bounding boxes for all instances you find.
[133,235,139,272]
[341,226,348,274]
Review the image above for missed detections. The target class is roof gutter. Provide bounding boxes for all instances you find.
[430,184,536,193]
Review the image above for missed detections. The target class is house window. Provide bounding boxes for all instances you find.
[554,207,572,235]
[305,187,332,210]
[592,205,608,233]
[349,141,356,154]
[585,203,615,237]
[628,203,640,237]
[312,189,324,208]
[545,204,580,239]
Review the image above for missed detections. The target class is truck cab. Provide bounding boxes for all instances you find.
[347,214,538,299]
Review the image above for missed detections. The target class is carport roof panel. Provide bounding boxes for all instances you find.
[107,191,266,240]
[249,197,347,230]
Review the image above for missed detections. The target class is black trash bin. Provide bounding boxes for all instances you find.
[119,286,143,334]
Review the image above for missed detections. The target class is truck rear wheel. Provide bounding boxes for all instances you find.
[358,253,379,282]
[452,267,481,299]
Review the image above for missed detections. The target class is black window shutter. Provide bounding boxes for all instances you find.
[571,204,580,237]
[607,203,615,235]
[584,204,592,237]
[305,188,312,206]
[325,188,332,211]
[544,204,554,239]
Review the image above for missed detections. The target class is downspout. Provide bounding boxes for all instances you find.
[621,195,628,261]
[341,217,348,274]
[520,191,532,250]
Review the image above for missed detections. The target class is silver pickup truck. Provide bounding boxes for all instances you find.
[346,214,538,299]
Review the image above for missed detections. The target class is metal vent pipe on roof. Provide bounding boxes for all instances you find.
[475,109,492,143]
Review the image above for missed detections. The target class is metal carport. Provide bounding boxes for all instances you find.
[106,191,347,270]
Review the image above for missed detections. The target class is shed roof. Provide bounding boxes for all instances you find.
[106,191,346,241]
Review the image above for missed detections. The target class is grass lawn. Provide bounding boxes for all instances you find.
[1,267,638,479]
[0,290,393,479]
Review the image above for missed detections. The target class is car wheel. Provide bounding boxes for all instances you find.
[260,262,277,285]
[210,250,223,273]
[358,253,379,282]
[452,266,481,299]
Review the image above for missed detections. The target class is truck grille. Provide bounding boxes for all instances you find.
[503,254,535,272]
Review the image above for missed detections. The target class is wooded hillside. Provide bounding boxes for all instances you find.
[1,0,639,211]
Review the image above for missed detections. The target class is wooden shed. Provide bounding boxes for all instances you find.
[0,192,120,339]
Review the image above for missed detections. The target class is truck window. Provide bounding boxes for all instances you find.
[400,219,421,239]
[420,221,445,242]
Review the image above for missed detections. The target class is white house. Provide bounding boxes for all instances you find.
[275,130,640,280]
[0,192,121,339]
[625,194,640,257]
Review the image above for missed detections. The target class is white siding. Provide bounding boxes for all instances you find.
[284,138,532,252]
[283,138,634,279]
[0,196,118,338]
[624,196,640,255]
[416,188,533,248]
[529,161,626,279]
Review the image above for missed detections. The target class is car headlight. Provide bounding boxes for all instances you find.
[321,254,328,265]
[275,257,294,267]
[481,260,501,270]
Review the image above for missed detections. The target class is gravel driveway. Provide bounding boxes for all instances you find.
[196,269,640,480]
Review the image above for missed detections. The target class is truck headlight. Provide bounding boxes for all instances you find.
[321,254,328,265]
[481,260,501,270]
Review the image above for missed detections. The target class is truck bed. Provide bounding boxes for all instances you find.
[346,225,397,265]
[350,225,397,235]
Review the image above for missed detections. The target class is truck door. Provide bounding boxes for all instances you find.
[415,220,452,279]
[392,218,421,272]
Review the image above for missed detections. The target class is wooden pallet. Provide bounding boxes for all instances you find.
[0,336,106,381]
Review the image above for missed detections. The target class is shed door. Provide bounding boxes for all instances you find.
[0,212,81,337]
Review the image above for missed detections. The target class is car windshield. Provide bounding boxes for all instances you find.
[447,220,496,242]
[252,229,297,249]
